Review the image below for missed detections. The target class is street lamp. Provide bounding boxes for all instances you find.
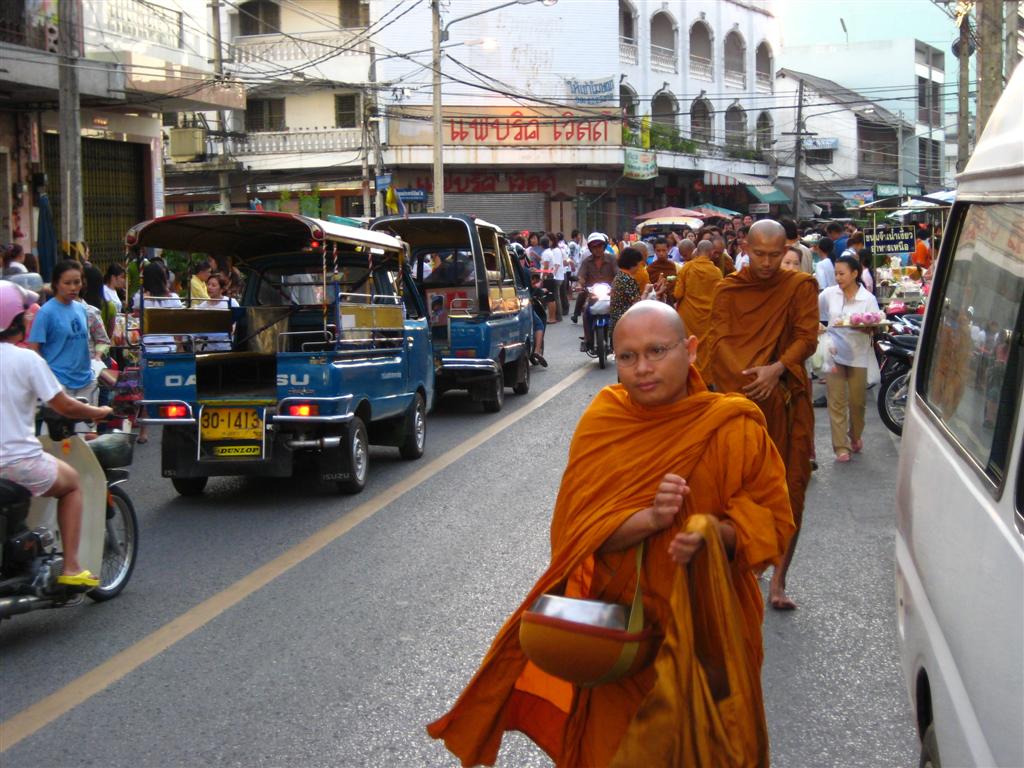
[430,0,558,212]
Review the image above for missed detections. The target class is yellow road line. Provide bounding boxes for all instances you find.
[0,364,593,752]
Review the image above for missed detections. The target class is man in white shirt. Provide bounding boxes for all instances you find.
[0,281,112,587]
[540,236,565,321]
[813,237,837,303]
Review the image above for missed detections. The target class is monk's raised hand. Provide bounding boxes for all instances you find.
[741,362,784,402]
[650,473,689,530]
[668,531,704,565]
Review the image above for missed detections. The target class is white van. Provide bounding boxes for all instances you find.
[895,65,1024,767]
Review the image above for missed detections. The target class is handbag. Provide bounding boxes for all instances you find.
[519,542,659,687]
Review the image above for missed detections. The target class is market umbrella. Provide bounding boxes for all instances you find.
[636,215,704,232]
[694,204,741,218]
[36,192,58,281]
[634,206,706,220]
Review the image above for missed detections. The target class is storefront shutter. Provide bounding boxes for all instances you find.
[427,192,546,234]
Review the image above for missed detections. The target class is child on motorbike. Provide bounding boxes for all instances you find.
[0,280,113,587]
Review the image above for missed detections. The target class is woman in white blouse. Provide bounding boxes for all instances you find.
[819,255,881,462]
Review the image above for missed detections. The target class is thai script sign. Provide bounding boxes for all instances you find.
[388,106,621,147]
[565,76,616,106]
[411,173,558,195]
[623,148,657,180]
[865,227,916,255]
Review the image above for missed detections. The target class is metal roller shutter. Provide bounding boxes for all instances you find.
[427,192,546,233]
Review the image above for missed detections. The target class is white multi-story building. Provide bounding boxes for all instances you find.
[167,0,794,235]
[0,0,242,265]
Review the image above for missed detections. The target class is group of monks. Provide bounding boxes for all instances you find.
[428,220,820,766]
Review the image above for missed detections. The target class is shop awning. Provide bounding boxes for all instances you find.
[703,172,790,204]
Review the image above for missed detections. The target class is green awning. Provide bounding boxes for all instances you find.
[746,184,791,204]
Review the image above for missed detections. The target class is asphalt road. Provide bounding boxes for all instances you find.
[0,317,918,767]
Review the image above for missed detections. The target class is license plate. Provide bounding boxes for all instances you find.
[200,408,263,441]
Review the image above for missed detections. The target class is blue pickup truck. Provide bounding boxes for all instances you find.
[131,212,433,495]
[371,214,534,411]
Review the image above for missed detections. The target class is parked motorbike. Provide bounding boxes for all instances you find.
[581,282,612,369]
[0,411,138,620]
[875,333,919,436]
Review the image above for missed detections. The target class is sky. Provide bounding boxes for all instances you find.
[777,0,959,53]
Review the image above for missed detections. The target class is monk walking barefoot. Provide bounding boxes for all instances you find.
[703,220,819,611]
[428,302,794,766]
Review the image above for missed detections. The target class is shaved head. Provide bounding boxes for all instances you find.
[746,219,788,281]
[678,239,696,261]
[613,301,697,407]
[694,240,714,258]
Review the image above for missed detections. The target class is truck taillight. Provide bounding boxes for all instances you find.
[453,349,475,358]
[160,404,188,418]
[287,403,319,417]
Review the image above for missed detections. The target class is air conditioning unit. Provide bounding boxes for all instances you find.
[168,127,206,162]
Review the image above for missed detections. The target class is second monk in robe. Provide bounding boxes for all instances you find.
[704,219,819,611]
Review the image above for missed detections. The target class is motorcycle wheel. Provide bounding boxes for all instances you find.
[596,325,608,369]
[88,486,138,602]
[398,393,426,461]
[878,371,910,436]
[336,417,369,494]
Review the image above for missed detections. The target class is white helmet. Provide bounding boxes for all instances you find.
[586,232,608,245]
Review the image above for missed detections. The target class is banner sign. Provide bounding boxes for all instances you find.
[565,76,616,106]
[865,226,916,255]
[375,173,392,191]
[388,106,621,147]
[624,147,657,180]
[805,137,839,150]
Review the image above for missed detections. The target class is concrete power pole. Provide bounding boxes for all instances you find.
[1006,1,1022,81]
[430,0,444,212]
[977,0,1004,133]
[210,0,232,211]
[790,79,805,220]
[369,47,384,217]
[956,9,971,172]
[57,0,84,256]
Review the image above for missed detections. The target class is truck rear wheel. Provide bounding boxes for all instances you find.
[336,417,369,494]
[512,354,530,395]
[171,477,208,496]
[398,394,426,460]
[481,374,505,413]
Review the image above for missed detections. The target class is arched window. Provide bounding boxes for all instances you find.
[651,91,678,127]
[725,104,747,148]
[756,111,773,151]
[690,97,713,143]
[689,21,713,80]
[755,41,773,92]
[619,0,637,42]
[620,84,639,120]
[238,0,279,36]
[724,30,747,89]
[650,12,677,73]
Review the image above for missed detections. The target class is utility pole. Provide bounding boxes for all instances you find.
[210,0,231,211]
[361,105,371,215]
[430,0,444,212]
[57,0,83,256]
[897,112,905,192]
[956,7,971,172]
[977,0,1004,133]
[790,79,805,220]
[1006,0,1021,82]
[369,47,384,217]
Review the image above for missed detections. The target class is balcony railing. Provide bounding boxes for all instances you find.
[233,29,368,64]
[755,70,772,92]
[724,68,747,89]
[650,44,677,73]
[619,37,637,65]
[689,54,713,81]
[230,127,363,155]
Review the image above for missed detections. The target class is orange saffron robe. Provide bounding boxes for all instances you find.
[703,268,820,526]
[674,257,724,373]
[427,369,795,766]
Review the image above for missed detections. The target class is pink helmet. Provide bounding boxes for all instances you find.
[0,280,38,333]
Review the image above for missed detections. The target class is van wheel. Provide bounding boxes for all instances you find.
[398,394,426,460]
[919,724,940,768]
[336,417,369,494]
[512,355,530,395]
[481,374,505,413]
[171,477,207,496]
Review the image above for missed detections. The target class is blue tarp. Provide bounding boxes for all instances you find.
[36,193,58,281]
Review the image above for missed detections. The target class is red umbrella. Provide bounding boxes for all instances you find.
[634,206,706,220]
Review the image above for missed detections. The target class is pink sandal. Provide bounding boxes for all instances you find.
[835,451,851,463]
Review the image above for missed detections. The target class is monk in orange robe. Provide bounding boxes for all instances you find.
[674,240,723,374]
[428,302,794,766]
[703,220,819,611]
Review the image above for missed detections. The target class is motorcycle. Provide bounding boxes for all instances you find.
[581,282,612,369]
[0,411,138,620]
[875,333,919,436]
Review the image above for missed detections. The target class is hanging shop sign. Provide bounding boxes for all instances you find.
[875,183,923,198]
[564,76,617,106]
[623,147,658,180]
[388,106,621,147]
[804,137,839,150]
[865,226,916,255]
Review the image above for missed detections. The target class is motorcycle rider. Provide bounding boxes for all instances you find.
[573,233,617,351]
[0,280,112,587]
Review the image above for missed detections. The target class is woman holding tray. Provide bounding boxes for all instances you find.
[819,255,882,462]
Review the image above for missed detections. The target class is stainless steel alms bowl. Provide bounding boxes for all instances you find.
[528,594,628,631]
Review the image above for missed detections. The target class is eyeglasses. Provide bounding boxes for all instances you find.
[615,338,686,367]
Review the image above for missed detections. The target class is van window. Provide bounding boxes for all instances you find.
[920,203,1024,485]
